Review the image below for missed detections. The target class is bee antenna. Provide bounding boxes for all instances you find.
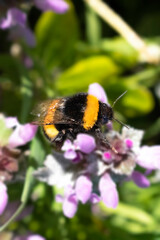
[113,117,129,129]
[112,90,127,108]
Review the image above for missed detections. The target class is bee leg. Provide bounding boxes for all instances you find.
[52,130,66,150]
[53,131,65,142]
[66,128,76,141]
[95,128,118,154]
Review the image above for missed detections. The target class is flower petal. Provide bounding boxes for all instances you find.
[63,194,78,218]
[102,151,112,162]
[121,127,144,154]
[27,235,46,240]
[0,8,26,29]
[5,117,19,128]
[8,123,37,148]
[55,194,63,203]
[136,146,160,170]
[34,0,69,13]
[125,139,133,149]
[88,83,108,103]
[132,171,150,188]
[75,175,92,204]
[14,234,45,240]
[62,139,74,151]
[99,173,119,208]
[9,26,36,47]
[0,182,8,215]
[35,154,74,188]
[90,193,100,204]
[75,134,96,154]
[64,149,77,160]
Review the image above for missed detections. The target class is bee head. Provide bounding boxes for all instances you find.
[98,103,113,125]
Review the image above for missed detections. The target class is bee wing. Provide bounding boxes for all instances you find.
[31,99,79,126]
[31,99,57,125]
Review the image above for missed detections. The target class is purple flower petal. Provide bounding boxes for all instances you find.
[0,8,26,29]
[132,171,150,188]
[0,182,8,215]
[136,146,160,170]
[72,152,83,163]
[64,185,75,198]
[99,173,119,208]
[55,194,63,203]
[27,235,46,240]
[90,193,100,204]
[63,194,78,218]
[5,117,19,128]
[64,149,77,160]
[9,123,37,148]
[9,26,36,47]
[102,151,112,162]
[88,83,108,104]
[34,0,69,13]
[75,175,92,204]
[75,134,96,154]
[62,139,74,151]
[125,139,133,149]
[14,234,45,240]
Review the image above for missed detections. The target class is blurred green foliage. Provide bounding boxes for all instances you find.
[0,0,160,239]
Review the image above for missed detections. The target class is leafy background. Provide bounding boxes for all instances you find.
[0,0,160,239]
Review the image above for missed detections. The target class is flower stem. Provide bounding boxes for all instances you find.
[84,0,160,64]
[0,167,34,232]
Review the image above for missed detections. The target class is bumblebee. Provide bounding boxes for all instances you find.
[32,92,127,152]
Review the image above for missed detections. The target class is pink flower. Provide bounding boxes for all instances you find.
[136,146,160,170]
[13,234,45,240]
[75,175,93,204]
[56,176,94,218]
[0,115,37,215]
[132,171,150,188]
[34,0,69,13]
[0,8,26,29]
[0,7,35,47]
[0,182,8,215]
[88,83,108,104]
[63,193,78,218]
[9,25,36,47]
[99,173,119,208]
[62,134,96,161]
[5,117,37,148]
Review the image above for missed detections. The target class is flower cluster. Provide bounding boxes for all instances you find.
[0,0,69,46]
[34,83,160,218]
[0,115,37,215]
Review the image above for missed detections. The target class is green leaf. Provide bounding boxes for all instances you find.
[101,37,138,68]
[20,76,33,123]
[85,5,101,45]
[30,136,46,165]
[121,87,154,117]
[0,54,21,84]
[144,118,160,140]
[56,55,120,95]
[122,66,160,87]
[35,2,79,69]
[100,202,156,233]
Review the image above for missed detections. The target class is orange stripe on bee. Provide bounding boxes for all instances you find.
[83,94,99,130]
[43,124,59,140]
[44,99,60,124]
[43,99,60,140]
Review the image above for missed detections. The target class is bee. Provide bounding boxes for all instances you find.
[32,92,128,153]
